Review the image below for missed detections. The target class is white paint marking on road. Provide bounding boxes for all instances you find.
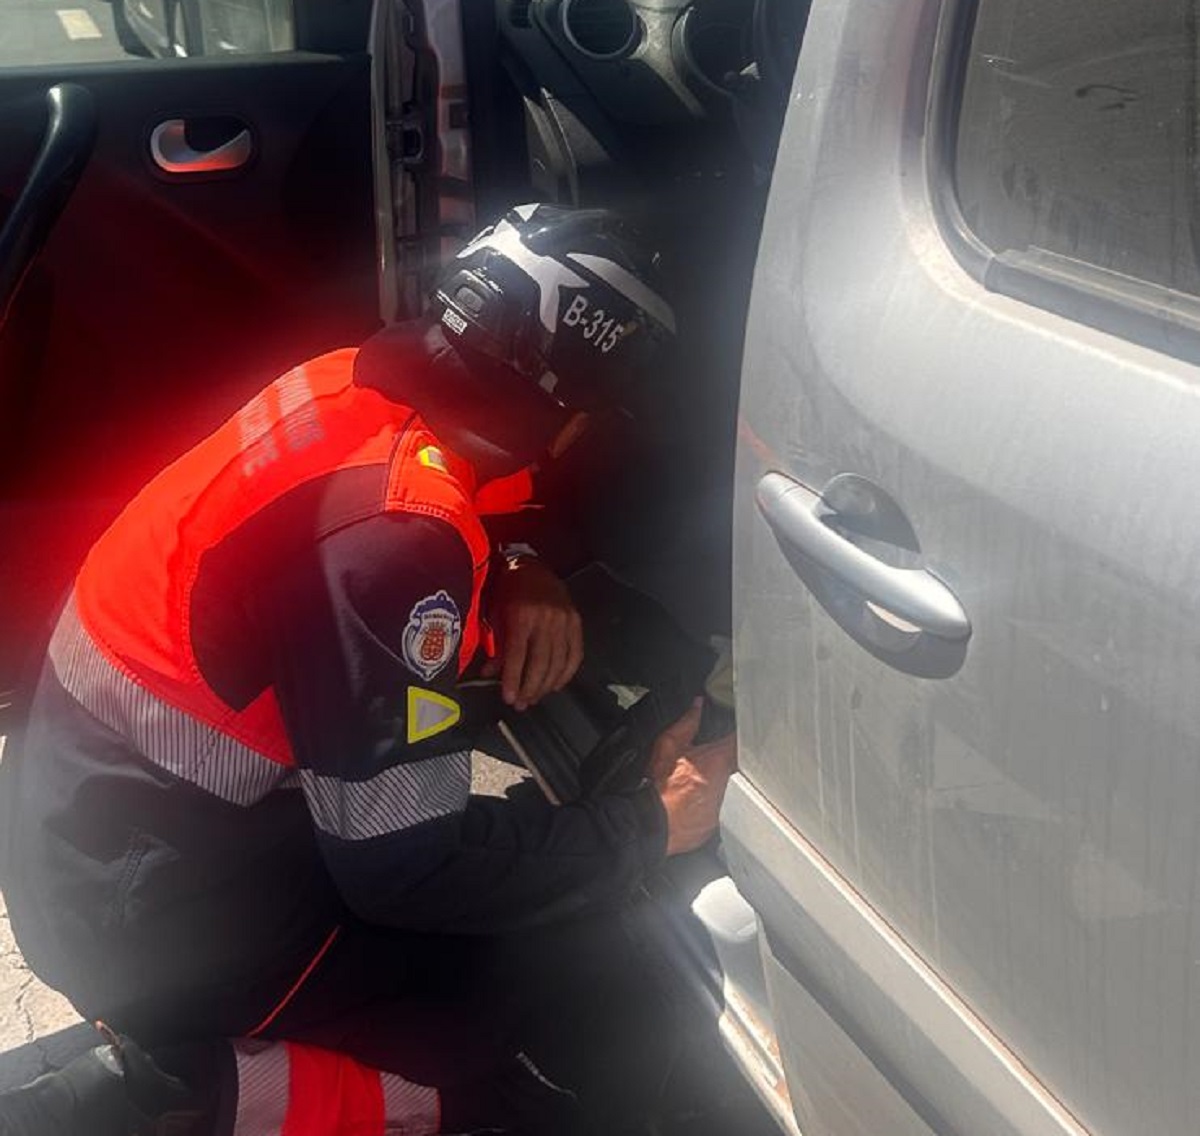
[56,8,103,40]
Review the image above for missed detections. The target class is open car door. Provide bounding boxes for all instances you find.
[0,3,386,700]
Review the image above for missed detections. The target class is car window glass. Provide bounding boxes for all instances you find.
[955,0,1199,298]
[0,0,295,66]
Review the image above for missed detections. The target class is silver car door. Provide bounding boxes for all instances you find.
[731,1,1200,1133]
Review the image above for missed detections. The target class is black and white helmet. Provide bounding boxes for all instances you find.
[430,203,676,413]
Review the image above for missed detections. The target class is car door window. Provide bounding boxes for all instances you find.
[955,0,1200,302]
[1,0,297,66]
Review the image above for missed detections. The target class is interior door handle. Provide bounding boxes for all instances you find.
[150,120,252,174]
[0,83,96,328]
[756,471,971,641]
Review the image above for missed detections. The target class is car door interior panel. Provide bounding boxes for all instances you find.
[0,53,378,689]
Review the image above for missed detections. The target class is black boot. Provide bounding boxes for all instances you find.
[0,1028,208,1136]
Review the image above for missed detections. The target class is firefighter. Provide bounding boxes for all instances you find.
[0,204,737,1136]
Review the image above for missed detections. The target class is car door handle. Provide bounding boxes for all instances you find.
[0,83,96,328]
[756,471,971,641]
[149,120,252,174]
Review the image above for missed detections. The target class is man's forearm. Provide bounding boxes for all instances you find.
[319,785,667,935]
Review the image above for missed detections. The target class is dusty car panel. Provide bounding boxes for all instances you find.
[732,0,1200,1133]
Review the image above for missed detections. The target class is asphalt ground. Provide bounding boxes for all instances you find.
[0,736,83,1051]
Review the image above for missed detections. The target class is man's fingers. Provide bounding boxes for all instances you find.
[501,611,584,708]
[489,562,585,707]
[501,620,533,705]
[649,699,705,778]
[542,610,582,694]
[558,613,584,690]
[693,732,737,775]
[542,618,572,696]
[516,626,553,709]
[660,698,704,749]
[527,621,566,704]
[648,748,677,786]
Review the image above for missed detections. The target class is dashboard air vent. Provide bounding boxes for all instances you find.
[561,0,639,60]
[509,0,533,27]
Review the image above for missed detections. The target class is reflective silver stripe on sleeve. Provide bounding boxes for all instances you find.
[232,1040,290,1136]
[300,751,471,841]
[381,1072,440,1136]
[49,594,288,807]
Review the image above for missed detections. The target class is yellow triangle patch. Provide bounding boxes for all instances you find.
[406,687,462,744]
[418,445,448,473]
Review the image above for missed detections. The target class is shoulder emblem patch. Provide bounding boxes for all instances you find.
[407,687,463,744]
[402,590,462,681]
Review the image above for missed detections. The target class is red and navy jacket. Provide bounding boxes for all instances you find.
[0,328,666,1032]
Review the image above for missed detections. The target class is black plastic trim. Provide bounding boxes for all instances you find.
[0,84,96,327]
[293,0,372,53]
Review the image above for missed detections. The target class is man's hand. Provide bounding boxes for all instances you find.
[484,559,584,710]
[649,699,737,856]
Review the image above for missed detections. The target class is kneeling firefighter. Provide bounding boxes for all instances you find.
[0,204,737,1136]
